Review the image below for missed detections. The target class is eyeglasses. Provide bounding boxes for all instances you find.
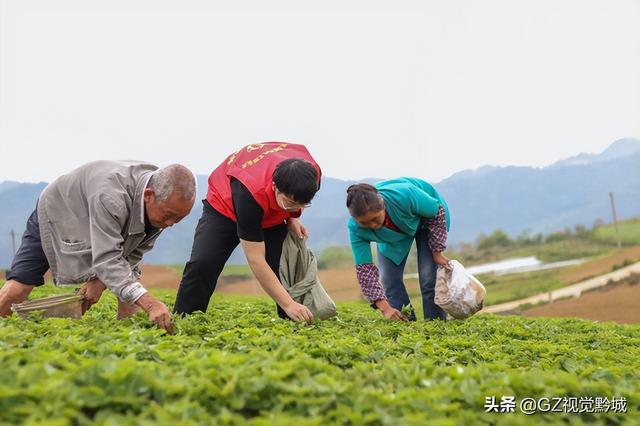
[275,188,312,210]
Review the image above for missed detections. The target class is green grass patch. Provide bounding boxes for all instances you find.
[593,218,640,245]
[449,239,615,267]
[0,284,638,425]
[507,240,615,263]
[476,270,565,305]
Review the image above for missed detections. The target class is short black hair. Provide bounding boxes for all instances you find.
[272,158,320,204]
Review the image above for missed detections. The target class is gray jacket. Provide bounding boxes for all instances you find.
[37,161,162,304]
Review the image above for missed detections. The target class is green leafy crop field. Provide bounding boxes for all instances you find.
[0,286,638,425]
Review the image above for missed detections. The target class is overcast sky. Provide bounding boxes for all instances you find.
[1,0,638,183]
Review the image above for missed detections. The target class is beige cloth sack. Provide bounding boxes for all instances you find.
[435,260,486,319]
[279,231,337,320]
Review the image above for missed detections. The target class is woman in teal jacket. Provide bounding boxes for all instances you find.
[347,177,450,321]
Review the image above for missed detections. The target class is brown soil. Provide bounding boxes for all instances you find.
[3,266,181,289]
[560,246,640,283]
[521,280,640,324]
[139,265,182,289]
[5,264,369,300]
[138,265,251,289]
[216,265,365,301]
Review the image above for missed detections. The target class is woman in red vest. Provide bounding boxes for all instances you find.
[174,142,321,322]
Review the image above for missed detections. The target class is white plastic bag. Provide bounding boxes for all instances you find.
[434,260,486,319]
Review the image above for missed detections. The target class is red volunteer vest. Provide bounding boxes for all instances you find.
[207,142,321,228]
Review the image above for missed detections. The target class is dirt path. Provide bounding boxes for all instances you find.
[482,261,640,314]
[560,246,640,283]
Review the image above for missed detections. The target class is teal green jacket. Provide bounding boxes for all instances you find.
[348,177,450,266]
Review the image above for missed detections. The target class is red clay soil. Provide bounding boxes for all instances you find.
[521,282,640,324]
[560,246,640,283]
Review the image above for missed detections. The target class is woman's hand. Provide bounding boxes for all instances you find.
[432,251,451,267]
[375,299,408,321]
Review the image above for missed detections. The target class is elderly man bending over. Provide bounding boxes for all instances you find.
[0,161,196,332]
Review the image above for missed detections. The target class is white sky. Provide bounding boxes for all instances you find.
[1,0,639,183]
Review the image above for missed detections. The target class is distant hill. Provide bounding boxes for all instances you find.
[1,138,639,267]
[437,138,640,240]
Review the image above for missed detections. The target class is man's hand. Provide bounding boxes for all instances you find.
[287,218,309,239]
[77,278,107,314]
[135,293,173,334]
[375,299,408,321]
[432,251,451,267]
[282,300,314,323]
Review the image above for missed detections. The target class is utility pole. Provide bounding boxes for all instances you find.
[608,192,622,249]
[10,229,16,256]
